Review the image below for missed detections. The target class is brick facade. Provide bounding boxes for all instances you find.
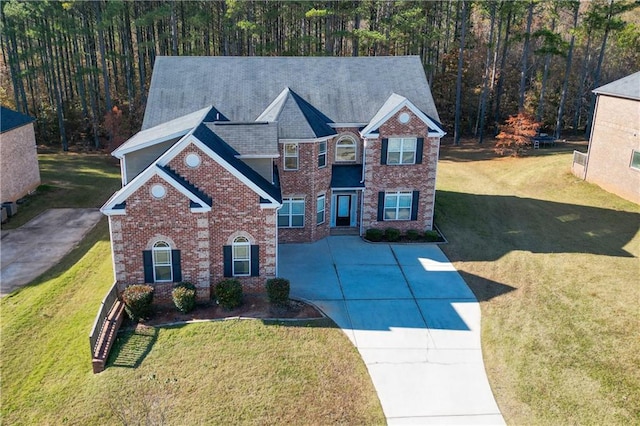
[111,142,278,303]
[0,123,40,203]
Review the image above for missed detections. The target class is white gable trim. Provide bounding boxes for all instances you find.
[100,162,212,216]
[360,96,446,138]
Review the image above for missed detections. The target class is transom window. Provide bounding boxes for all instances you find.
[232,236,250,276]
[278,198,305,227]
[318,141,327,168]
[316,194,326,225]
[384,191,413,221]
[152,241,172,282]
[284,143,298,170]
[387,137,417,165]
[335,136,356,162]
[631,150,640,171]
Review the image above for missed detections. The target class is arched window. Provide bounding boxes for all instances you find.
[232,236,250,276]
[152,241,172,282]
[335,136,357,162]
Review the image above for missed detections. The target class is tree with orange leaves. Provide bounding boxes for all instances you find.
[494,113,541,157]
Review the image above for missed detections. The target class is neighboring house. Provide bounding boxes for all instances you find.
[0,106,40,204]
[101,56,446,301]
[572,71,640,204]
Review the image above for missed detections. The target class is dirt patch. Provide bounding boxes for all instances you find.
[131,294,323,328]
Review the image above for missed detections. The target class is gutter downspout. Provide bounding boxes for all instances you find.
[274,209,279,277]
[583,93,599,181]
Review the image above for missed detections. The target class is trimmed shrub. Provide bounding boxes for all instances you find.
[384,227,401,242]
[215,279,243,310]
[406,229,421,241]
[122,284,154,321]
[172,282,196,313]
[424,230,440,242]
[266,278,290,306]
[365,228,383,242]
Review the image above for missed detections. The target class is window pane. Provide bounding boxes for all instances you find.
[153,250,170,264]
[278,215,289,227]
[285,157,297,169]
[384,209,397,220]
[316,196,324,211]
[403,138,417,150]
[402,151,415,164]
[318,153,326,167]
[291,201,305,214]
[388,139,401,151]
[387,152,400,164]
[233,245,249,259]
[155,265,172,281]
[398,195,412,208]
[336,148,356,161]
[319,141,326,153]
[234,260,249,275]
[398,208,411,220]
[632,151,640,169]
[280,202,290,214]
[285,144,297,154]
[317,211,324,224]
[291,215,304,227]
[385,194,398,208]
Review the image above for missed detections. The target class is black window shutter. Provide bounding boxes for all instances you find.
[411,191,420,221]
[171,250,182,282]
[250,245,260,277]
[416,138,424,164]
[377,192,385,221]
[380,138,388,165]
[143,250,153,283]
[223,246,232,277]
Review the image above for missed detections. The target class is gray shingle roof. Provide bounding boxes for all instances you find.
[593,71,640,101]
[142,56,440,130]
[206,122,278,156]
[1,106,34,133]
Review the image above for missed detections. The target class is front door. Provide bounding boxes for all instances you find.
[336,195,351,226]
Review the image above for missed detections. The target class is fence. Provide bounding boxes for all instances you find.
[571,151,588,179]
[89,281,120,357]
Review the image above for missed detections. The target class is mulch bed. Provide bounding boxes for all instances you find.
[129,294,323,328]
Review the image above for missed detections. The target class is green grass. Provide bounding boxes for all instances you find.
[2,151,121,229]
[437,142,640,424]
[1,222,384,425]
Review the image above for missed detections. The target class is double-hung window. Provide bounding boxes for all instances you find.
[284,143,298,170]
[278,197,305,227]
[152,241,173,282]
[232,236,250,276]
[335,137,356,162]
[387,137,417,165]
[384,191,413,220]
[316,194,326,224]
[631,150,640,171]
[318,141,327,168]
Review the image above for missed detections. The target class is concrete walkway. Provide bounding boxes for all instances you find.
[280,236,504,425]
[0,208,103,296]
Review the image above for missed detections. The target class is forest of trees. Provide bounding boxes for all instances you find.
[1,0,639,151]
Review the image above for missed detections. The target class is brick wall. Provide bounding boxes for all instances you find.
[112,142,278,302]
[0,124,40,203]
[362,106,439,233]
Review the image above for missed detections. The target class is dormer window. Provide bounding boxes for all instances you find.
[335,136,356,162]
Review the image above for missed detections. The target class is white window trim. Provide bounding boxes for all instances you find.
[384,191,413,221]
[232,236,251,277]
[631,150,640,171]
[284,143,299,170]
[387,137,417,165]
[335,136,357,162]
[318,141,327,168]
[317,194,326,225]
[278,197,305,228]
[152,241,173,282]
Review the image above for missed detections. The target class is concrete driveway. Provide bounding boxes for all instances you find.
[0,208,103,296]
[280,236,504,425]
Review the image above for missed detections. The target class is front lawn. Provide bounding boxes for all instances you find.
[437,141,640,424]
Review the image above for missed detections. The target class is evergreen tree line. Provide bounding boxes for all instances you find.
[1,0,638,150]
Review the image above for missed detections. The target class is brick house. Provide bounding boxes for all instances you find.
[0,106,40,204]
[573,71,640,204]
[101,56,445,301]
